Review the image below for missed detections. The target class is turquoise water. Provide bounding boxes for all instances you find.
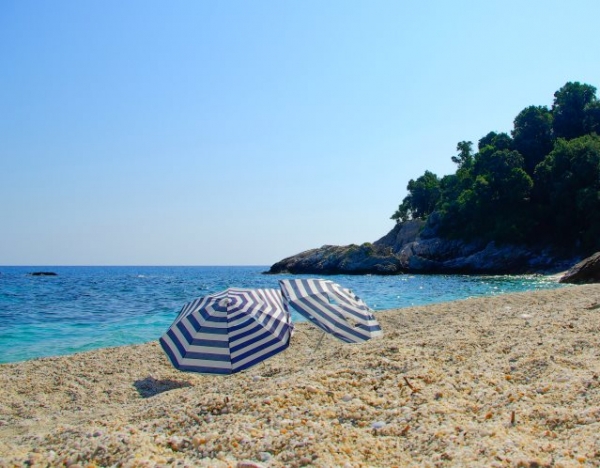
[0,266,565,363]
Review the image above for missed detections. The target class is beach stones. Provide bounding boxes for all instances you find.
[3,285,600,467]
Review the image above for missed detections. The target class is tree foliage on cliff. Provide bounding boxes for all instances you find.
[391,81,600,254]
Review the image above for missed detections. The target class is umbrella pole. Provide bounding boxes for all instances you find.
[308,330,327,364]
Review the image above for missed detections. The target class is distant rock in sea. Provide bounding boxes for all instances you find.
[29,271,58,276]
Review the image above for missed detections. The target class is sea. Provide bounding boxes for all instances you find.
[0,266,566,364]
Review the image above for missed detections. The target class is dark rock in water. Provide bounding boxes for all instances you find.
[266,218,575,275]
[559,252,600,284]
[29,271,58,276]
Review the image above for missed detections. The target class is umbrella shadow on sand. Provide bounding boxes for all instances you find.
[133,376,193,398]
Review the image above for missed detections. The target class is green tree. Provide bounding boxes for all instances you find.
[466,149,534,241]
[391,170,441,222]
[451,141,474,168]
[584,100,600,134]
[534,134,600,250]
[438,148,533,241]
[436,142,477,235]
[552,82,597,140]
[478,132,513,152]
[511,105,554,175]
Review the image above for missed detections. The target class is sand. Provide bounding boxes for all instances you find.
[2,284,600,467]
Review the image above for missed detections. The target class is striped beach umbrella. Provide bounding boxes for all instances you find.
[159,288,293,375]
[279,278,382,344]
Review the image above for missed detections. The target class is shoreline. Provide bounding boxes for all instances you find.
[0,270,567,366]
[2,284,600,467]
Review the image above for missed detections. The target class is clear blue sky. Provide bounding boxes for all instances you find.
[2,1,599,266]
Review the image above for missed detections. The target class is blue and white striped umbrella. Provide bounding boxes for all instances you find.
[279,278,383,344]
[159,288,293,375]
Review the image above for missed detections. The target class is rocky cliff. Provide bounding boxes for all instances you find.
[266,218,574,275]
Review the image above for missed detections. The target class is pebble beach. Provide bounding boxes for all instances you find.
[2,283,600,467]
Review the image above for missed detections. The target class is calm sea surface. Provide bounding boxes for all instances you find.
[0,266,566,363]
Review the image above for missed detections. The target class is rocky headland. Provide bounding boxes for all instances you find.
[267,218,578,276]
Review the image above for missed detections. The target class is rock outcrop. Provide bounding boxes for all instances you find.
[267,243,404,275]
[267,218,573,275]
[559,252,600,284]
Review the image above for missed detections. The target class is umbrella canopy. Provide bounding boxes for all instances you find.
[159,288,292,375]
[279,278,382,344]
